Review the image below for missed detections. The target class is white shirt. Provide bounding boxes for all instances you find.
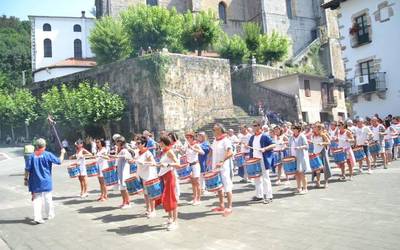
[273,135,286,151]
[338,130,351,149]
[158,151,174,176]
[136,150,157,181]
[355,126,371,146]
[96,147,108,170]
[311,135,324,154]
[384,127,395,140]
[371,124,385,141]
[183,142,203,163]
[238,132,251,153]
[211,137,233,172]
[328,128,337,139]
[252,134,263,159]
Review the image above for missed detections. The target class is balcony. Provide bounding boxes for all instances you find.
[347,72,387,100]
[322,96,338,110]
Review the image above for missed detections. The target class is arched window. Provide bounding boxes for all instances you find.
[74,39,82,58]
[44,39,52,57]
[43,23,51,31]
[73,24,81,32]
[218,2,227,24]
[146,0,158,6]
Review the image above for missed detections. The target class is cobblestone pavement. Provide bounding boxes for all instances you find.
[1,147,400,250]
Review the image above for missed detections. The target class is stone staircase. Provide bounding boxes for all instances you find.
[196,106,262,138]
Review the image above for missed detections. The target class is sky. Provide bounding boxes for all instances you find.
[0,0,95,20]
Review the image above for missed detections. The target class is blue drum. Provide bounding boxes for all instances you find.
[244,158,262,178]
[353,146,366,161]
[282,156,297,175]
[369,142,381,155]
[333,148,347,164]
[67,163,80,178]
[394,137,400,146]
[125,176,143,195]
[180,155,187,165]
[234,153,245,168]
[273,151,282,165]
[107,159,116,168]
[130,163,137,174]
[176,163,192,180]
[308,143,314,153]
[385,140,393,151]
[144,178,163,200]
[330,141,338,149]
[309,154,322,172]
[204,171,223,192]
[102,166,118,186]
[86,161,99,177]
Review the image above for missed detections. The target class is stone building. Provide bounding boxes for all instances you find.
[322,0,399,118]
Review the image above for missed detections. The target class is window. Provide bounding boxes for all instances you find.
[304,80,311,97]
[218,2,227,24]
[73,24,81,32]
[146,0,158,6]
[44,39,52,57]
[302,112,309,123]
[286,0,293,19]
[74,39,82,58]
[355,14,370,45]
[359,60,376,93]
[43,23,51,31]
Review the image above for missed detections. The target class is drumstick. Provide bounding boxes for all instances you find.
[246,145,263,151]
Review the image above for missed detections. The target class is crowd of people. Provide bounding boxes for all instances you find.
[23,113,400,230]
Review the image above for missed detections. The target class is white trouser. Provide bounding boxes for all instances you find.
[255,159,273,199]
[33,192,54,221]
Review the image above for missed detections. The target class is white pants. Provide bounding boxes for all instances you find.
[33,192,54,221]
[255,160,273,199]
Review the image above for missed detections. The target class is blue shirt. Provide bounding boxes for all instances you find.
[146,138,156,156]
[25,151,61,193]
[198,141,211,173]
[249,134,275,169]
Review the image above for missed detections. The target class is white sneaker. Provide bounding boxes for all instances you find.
[45,214,55,220]
[80,193,89,198]
[146,211,156,218]
[367,169,372,174]
[193,200,201,206]
[275,180,281,185]
[188,200,194,205]
[359,168,363,174]
[33,219,45,224]
[120,204,131,209]
[167,221,178,231]
[163,218,173,226]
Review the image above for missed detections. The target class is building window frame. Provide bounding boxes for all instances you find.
[44,39,52,57]
[286,0,293,19]
[43,23,51,31]
[146,0,158,6]
[73,24,82,32]
[304,79,311,97]
[359,60,376,93]
[74,39,82,58]
[218,2,227,24]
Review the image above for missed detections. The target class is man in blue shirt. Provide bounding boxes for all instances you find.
[24,138,66,224]
[143,130,157,156]
[197,132,211,192]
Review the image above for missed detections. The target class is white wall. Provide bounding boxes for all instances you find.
[34,67,92,82]
[30,16,95,71]
[338,0,400,117]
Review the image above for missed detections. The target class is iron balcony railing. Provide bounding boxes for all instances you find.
[348,72,387,96]
[322,96,338,109]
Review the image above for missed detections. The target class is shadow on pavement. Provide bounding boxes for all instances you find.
[53,196,79,201]
[78,206,118,213]
[0,217,32,225]
[8,173,24,177]
[178,211,219,220]
[63,199,95,205]
[94,213,143,223]
[107,224,164,235]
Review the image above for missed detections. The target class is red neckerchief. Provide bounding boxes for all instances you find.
[160,146,172,157]
[313,132,319,137]
[216,134,226,141]
[139,148,148,155]
[254,130,262,136]
[34,148,45,156]
[188,140,198,146]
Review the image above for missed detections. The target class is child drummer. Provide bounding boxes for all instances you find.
[70,139,93,198]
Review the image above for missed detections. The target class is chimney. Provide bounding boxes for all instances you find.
[81,11,86,18]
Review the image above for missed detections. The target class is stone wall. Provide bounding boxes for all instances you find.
[30,53,234,136]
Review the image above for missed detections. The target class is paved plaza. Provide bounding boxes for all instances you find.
[0,147,400,250]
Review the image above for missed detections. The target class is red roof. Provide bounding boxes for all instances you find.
[34,58,96,73]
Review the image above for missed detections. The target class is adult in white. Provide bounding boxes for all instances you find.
[354,118,373,174]
[182,131,205,205]
[113,136,133,209]
[237,125,252,183]
[370,117,387,168]
[95,138,109,201]
[211,123,234,217]
[337,121,356,180]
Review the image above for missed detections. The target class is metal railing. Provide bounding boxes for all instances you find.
[348,72,387,96]
[322,96,338,109]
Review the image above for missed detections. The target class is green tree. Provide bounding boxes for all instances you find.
[181,11,222,56]
[89,16,131,65]
[243,22,261,56]
[120,5,184,53]
[0,16,31,87]
[218,34,249,65]
[257,31,290,64]
[41,82,125,138]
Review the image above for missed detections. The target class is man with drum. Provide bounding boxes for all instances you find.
[24,138,66,224]
[354,118,373,174]
[248,120,276,204]
[237,125,252,183]
[211,123,234,217]
[370,117,387,169]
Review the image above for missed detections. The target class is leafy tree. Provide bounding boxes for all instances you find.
[89,16,131,65]
[181,11,222,56]
[120,5,184,53]
[41,82,125,138]
[243,22,261,56]
[0,16,31,87]
[218,34,249,65]
[257,31,290,64]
